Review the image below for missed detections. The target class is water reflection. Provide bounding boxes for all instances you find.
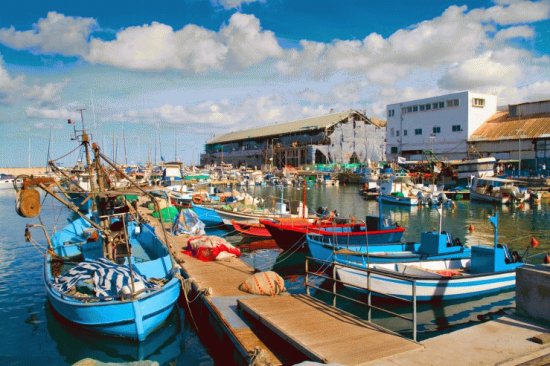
[46,303,213,365]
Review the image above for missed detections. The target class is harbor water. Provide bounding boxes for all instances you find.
[0,185,548,365]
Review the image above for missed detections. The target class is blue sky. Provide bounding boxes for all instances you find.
[0,0,549,167]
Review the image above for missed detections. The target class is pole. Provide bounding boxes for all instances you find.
[518,133,521,177]
[302,179,307,218]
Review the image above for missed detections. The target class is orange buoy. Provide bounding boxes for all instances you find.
[531,237,539,248]
[468,224,474,232]
[544,254,550,264]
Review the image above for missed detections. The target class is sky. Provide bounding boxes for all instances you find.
[0,0,549,167]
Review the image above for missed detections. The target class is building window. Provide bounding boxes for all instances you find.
[438,101,444,109]
[447,99,459,107]
[412,105,418,112]
[387,109,395,117]
[425,103,431,110]
[472,98,485,107]
[391,147,398,154]
[419,104,425,111]
[452,125,462,132]
[401,107,407,114]
[404,129,408,136]
[407,106,413,113]
[396,130,400,136]
[433,126,441,134]
[391,128,394,136]
[415,128,422,135]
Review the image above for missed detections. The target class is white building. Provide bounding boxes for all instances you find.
[386,91,497,161]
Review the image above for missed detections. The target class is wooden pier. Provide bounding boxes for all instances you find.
[137,204,550,365]
[141,206,422,365]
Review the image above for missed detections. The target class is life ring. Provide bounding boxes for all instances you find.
[192,194,203,204]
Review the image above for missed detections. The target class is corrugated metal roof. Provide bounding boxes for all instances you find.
[470,111,550,141]
[207,110,384,144]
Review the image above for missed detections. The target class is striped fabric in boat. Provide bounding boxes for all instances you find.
[52,258,155,298]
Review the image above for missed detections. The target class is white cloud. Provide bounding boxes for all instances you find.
[220,13,282,69]
[213,0,262,10]
[25,106,81,120]
[494,25,535,41]
[471,0,550,25]
[0,56,65,105]
[87,22,227,72]
[438,53,521,90]
[110,93,334,129]
[86,13,281,72]
[0,11,96,56]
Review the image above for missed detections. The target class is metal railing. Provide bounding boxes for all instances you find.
[305,256,418,341]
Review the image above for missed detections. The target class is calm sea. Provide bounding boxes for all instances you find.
[0,185,548,364]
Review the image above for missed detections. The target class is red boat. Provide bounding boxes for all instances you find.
[232,220,272,238]
[260,216,405,251]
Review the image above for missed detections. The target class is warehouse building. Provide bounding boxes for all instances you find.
[200,110,386,168]
[469,100,550,174]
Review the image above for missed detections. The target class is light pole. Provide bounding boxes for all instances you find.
[516,129,523,176]
[271,137,278,172]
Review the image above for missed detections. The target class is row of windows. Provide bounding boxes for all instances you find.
[391,124,462,137]
[388,98,460,116]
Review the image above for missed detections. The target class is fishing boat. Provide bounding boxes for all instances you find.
[378,174,420,206]
[452,156,496,180]
[232,220,271,238]
[261,195,404,251]
[15,116,180,341]
[262,216,405,251]
[334,214,525,301]
[470,177,530,204]
[191,202,225,228]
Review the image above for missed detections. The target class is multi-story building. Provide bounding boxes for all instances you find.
[200,110,385,168]
[385,91,497,161]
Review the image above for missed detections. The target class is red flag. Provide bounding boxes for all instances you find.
[531,237,539,248]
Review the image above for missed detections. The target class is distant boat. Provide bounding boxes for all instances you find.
[0,173,18,190]
[334,214,525,301]
[452,157,496,180]
[470,176,530,204]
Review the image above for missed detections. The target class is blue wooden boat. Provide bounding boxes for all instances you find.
[191,202,225,227]
[331,214,525,301]
[41,214,180,341]
[17,122,181,341]
[307,229,471,264]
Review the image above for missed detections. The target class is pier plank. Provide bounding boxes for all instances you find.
[238,294,422,365]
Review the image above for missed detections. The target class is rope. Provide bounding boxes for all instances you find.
[177,273,211,331]
[50,144,83,163]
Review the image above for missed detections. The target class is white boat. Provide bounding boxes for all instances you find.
[0,173,16,190]
[470,177,530,204]
[335,214,524,301]
[452,157,496,180]
[379,175,419,206]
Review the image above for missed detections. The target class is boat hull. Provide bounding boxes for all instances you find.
[45,272,180,341]
[262,219,405,251]
[191,203,224,227]
[336,262,517,302]
[380,194,418,206]
[307,238,470,264]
